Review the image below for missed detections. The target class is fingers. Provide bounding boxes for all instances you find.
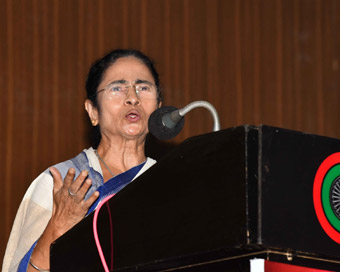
[83,190,100,209]
[51,167,99,206]
[67,170,89,199]
[75,178,92,199]
[49,167,63,193]
[63,168,76,188]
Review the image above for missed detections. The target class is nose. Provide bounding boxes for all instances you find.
[124,86,140,106]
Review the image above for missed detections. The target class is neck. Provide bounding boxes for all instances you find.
[96,137,146,177]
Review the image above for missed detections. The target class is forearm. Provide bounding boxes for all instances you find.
[28,220,63,271]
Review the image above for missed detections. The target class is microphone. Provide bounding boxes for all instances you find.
[148,106,185,140]
[148,101,220,140]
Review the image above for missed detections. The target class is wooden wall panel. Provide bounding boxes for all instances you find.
[1,0,339,266]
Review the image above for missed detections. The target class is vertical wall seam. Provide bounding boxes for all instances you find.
[276,0,283,126]
[140,0,147,51]
[315,0,324,135]
[253,0,260,124]
[293,0,302,129]
[32,0,40,177]
[235,0,243,124]
[5,0,14,235]
[183,0,191,139]
[77,0,85,150]
[53,0,60,162]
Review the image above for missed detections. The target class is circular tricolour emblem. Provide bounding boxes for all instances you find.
[313,152,340,243]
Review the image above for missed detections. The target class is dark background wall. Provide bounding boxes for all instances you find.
[1,0,339,265]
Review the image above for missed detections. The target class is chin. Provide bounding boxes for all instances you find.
[124,126,146,138]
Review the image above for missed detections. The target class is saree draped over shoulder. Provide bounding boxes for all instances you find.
[2,147,156,272]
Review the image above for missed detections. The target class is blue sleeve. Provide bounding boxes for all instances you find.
[17,241,37,272]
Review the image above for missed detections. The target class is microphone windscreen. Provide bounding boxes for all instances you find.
[148,106,185,140]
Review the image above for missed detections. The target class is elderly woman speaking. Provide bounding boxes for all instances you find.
[3,49,162,272]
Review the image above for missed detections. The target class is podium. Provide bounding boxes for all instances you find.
[50,125,340,271]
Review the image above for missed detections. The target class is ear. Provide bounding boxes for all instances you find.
[158,101,162,108]
[85,99,99,126]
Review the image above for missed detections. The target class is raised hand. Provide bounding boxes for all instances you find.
[48,167,99,236]
[28,167,99,271]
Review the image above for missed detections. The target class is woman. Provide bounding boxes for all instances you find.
[2,49,162,272]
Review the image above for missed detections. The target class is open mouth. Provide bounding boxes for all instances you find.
[126,110,141,122]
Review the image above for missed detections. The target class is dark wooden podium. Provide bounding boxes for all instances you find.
[50,125,340,271]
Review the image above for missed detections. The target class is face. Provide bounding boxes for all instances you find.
[86,56,160,142]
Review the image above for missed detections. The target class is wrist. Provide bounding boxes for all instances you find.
[29,258,50,272]
[45,218,68,240]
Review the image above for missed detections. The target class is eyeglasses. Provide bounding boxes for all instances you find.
[97,80,158,100]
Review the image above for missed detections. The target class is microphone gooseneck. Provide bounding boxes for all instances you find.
[148,101,220,140]
[179,101,220,132]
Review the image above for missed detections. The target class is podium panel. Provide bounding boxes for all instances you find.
[50,125,340,271]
